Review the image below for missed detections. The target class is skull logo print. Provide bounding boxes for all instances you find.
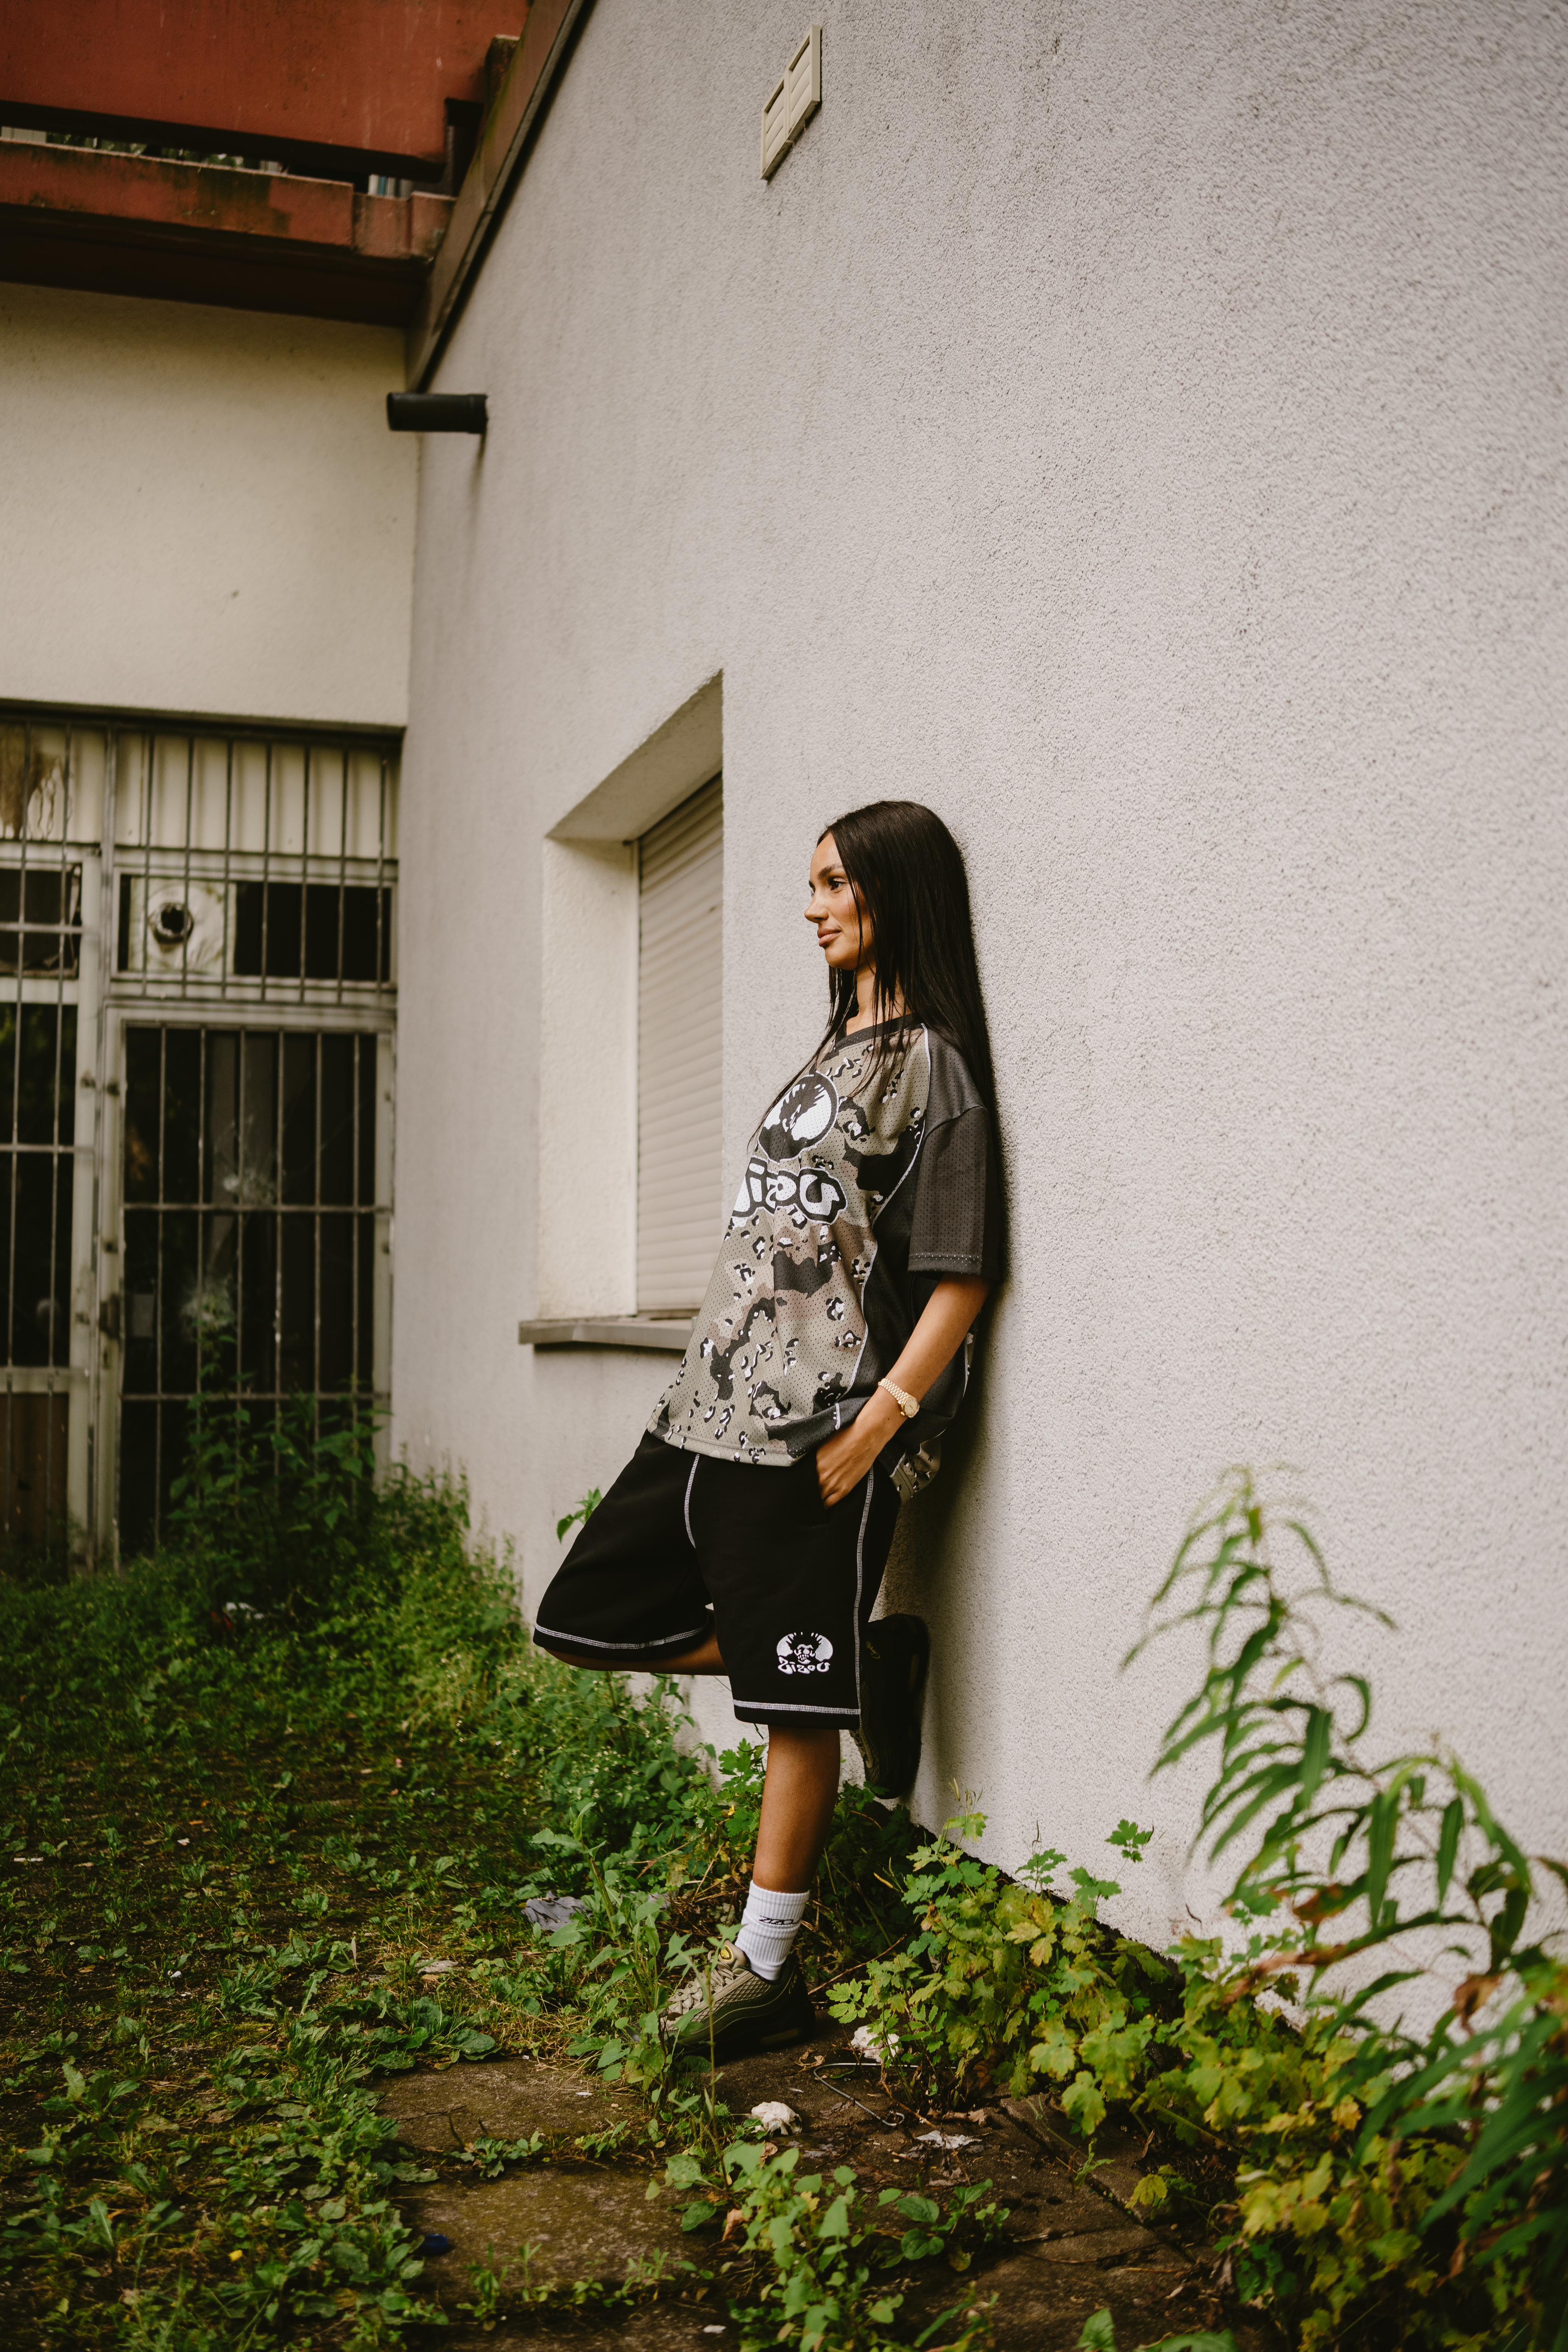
[777,1629,834,1675]
[758,1072,839,1163]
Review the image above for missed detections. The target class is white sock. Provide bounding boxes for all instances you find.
[733,1881,809,1982]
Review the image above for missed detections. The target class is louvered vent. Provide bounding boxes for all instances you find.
[637,777,723,1314]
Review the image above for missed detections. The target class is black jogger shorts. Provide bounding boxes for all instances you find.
[532,1433,901,1730]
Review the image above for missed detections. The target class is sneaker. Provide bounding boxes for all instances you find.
[856,1613,930,1796]
[659,1947,814,2060]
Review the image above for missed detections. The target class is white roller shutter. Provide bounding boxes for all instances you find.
[637,777,723,1312]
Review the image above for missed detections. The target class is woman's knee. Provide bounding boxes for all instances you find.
[763,1721,842,1765]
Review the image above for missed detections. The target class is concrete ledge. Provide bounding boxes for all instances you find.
[0,144,451,323]
[408,0,592,382]
[518,1316,691,1353]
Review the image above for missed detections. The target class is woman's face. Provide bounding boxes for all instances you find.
[806,832,874,974]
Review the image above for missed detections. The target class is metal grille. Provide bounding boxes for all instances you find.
[111,729,395,1006]
[0,708,398,1567]
[119,1026,381,1551]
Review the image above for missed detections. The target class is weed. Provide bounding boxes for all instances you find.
[662,2136,1007,2352]
[829,1473,1567,2350]
[455,2237,671,2329]
[1076,2314,1238,2352]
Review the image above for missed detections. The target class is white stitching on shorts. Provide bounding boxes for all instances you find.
[683,1455,699,1550]
[851,1470,875,1716]
[534,1621,709,1653]
[733,1698,857,1717]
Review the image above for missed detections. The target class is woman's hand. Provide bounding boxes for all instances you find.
[813,1277,992,1509]
[816,1389,903,1508]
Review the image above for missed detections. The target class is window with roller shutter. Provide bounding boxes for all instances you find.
[636,778,723,1313]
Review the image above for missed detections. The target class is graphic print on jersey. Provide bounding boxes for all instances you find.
[733,1071,850,1224]
[649,1028,929,1464]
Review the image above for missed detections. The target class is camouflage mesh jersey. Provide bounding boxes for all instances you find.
[648,1021,1002,1486]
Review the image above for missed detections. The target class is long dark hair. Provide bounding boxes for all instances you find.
[812,799,996,1108]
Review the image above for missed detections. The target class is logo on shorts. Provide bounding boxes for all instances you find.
[777,1629,834,1675]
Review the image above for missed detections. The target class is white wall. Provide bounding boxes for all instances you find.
[0,283,416,725]
[393,0,1568,1954]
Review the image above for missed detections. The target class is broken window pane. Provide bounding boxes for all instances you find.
[0,867,81,976]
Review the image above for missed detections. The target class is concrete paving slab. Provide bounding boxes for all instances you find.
[403,2162,689,2288]
[948,2253,1204,2352]
[438,2314,726,2352]
[1004,2094,1151,2213]
[1021,2222,1172,2265]
[381,2056,631,2152]
[381,2031,1258,2352]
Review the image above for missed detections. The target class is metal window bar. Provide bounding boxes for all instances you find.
[154,1023,166,1526]
[4,725,23,1538]
[299,743,310,1009]
[45,726,61,1550]
[312,1027,322,1430]
[90,726,119,1541]
[375,754,389,992]
[0,712,85,1562]
[337,746,349,1011]
[141,731,155,988]
[350,1032,361,1417]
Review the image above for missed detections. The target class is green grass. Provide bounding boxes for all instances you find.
[0,1473,912,2350]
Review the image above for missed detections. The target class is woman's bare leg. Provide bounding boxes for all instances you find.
[546,1645,841,1882]
[753,1725,841,1890]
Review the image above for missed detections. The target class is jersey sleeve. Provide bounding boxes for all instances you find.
[907,1104,1005,1282]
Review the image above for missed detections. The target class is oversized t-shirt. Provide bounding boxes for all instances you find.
[648,1021,1003,1485]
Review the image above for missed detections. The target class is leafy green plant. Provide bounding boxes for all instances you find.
[828,1813,1173,2127]
[663,2138,1005,2352]
[1135,1471,1567,2348]
[1076,2313,1238,2352]
[829,1473,1568,2351]
[457,2129,547,2178]
[555,1488,602,1543]
[1134,1470,1560,2013]
[170,1369,384,1617]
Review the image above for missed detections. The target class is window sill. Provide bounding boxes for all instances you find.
[518,1315,693,1353]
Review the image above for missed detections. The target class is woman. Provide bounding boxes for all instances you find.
[534,799,1003,2058]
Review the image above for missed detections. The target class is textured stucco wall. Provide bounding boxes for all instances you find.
[0,282,416,724]
[394,0,1568,1951]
